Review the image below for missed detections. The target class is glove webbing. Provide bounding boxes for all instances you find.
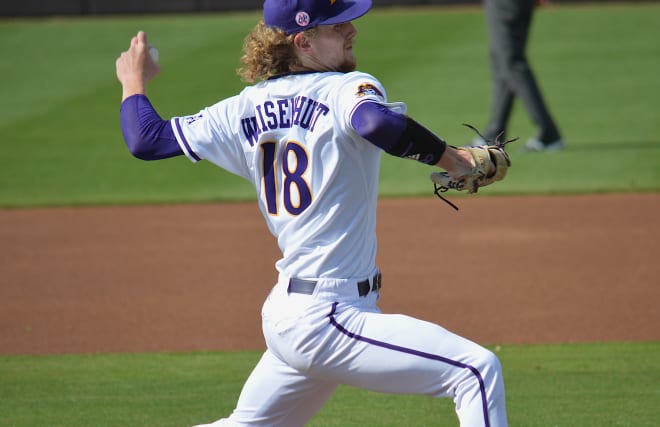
[461,123,519,149]
[432,123,518,211]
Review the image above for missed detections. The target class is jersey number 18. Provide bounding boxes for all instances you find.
[260,141,313,216]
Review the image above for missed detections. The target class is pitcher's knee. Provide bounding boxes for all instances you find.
[473,347,506,394]
[480,347,502,372]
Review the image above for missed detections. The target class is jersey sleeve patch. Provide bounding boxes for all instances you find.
[355,83,384,99]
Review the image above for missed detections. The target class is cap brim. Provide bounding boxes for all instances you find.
[319,0,373,26]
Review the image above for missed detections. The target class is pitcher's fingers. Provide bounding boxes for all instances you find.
[136,31,148,49]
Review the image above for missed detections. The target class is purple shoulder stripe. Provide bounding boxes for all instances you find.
[174,117,202,162]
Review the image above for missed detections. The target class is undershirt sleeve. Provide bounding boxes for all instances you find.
[350,101,406,152]
[350,101,446,165]
[120,94,183,160]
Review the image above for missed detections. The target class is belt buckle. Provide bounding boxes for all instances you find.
[357,280,370,297]
[357,272,382,297]
[371,272,382,292]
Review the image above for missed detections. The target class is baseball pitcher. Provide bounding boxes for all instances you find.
[115,0,511,425]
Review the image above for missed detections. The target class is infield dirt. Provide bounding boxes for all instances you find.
[1,193,658,355]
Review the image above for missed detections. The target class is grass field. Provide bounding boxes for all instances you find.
[1,3,659,427]
[2,342,659,427]
[0,3,659,207]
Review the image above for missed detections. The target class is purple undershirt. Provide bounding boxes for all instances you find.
[120,94,183,160]
[350,102,406,151]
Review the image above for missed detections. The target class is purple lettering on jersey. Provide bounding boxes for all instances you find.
[263,101,278,130]
[299,98,317,129]
[241,116,261,147]
[291,96,307,126]
[300,98,318,129]
[277,99,291,128]
[255,105,269,132]
[309,103,329,132]
[240,97,330,146]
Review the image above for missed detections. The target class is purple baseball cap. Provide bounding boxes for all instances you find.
[264,0,373,35]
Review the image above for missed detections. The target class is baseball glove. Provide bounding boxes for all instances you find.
[431,124,517,210]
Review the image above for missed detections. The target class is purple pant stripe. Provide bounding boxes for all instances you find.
[327,302,490,427]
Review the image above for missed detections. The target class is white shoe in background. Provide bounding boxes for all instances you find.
[523,137,565,152]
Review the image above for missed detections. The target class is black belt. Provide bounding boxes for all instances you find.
[288,272,382,297]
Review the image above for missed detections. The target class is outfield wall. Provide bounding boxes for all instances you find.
[4,1,472,18]
[0,0,644,18]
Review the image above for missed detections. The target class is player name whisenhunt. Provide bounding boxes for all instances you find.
[241,96,330,146]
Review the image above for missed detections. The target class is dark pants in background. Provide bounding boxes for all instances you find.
[483,0,561,144]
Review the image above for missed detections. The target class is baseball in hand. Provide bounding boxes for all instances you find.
[148,45,159,63]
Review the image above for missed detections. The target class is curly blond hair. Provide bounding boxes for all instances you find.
[238,21,316,83]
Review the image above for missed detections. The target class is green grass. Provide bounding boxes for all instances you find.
[1,342,658,427]
[1,3,659,207]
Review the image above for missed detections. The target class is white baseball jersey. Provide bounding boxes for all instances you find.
[171,71,405,280]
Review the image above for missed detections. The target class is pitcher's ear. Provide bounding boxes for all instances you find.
[293,32,312,51]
